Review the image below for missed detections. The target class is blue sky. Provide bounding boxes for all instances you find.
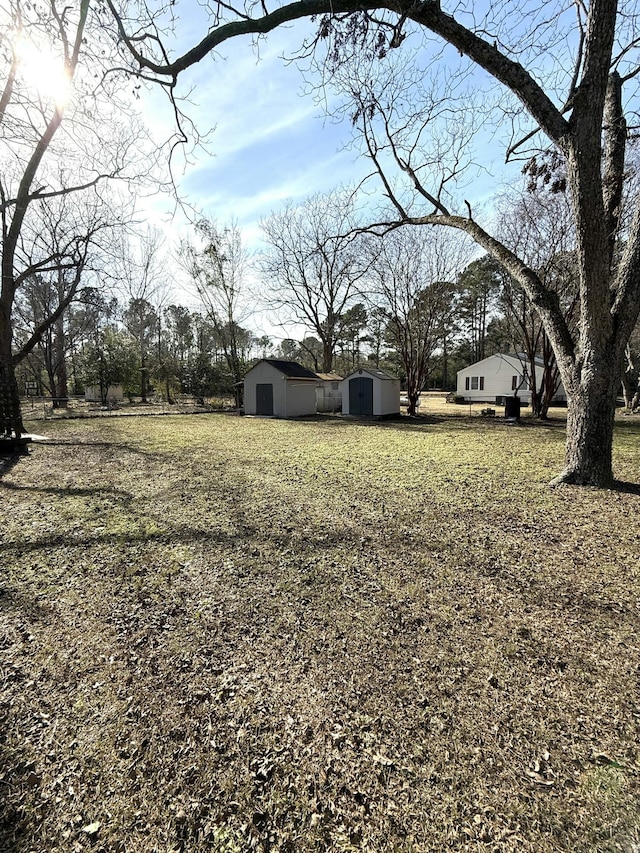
[137,14,524,338]
[139,22,384,337]
[144,23,372,246]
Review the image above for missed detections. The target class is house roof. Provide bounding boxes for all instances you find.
[456,353,526,375]
[344,366,398,381]
[255,359,319,379]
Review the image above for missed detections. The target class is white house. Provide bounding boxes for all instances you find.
[456,354,567,404]
[316,373,343,413]
[342,367,401,417]
[243,359,318,418]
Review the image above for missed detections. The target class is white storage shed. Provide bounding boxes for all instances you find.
[243,359,318,418]
[342,367,401,418]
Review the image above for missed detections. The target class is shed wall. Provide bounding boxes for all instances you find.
[377,378,401,415]
[85,385,123,402]
[284,381,317,417]
[316,382,342,412]
[244,362,317,417]
[342,371,400,416]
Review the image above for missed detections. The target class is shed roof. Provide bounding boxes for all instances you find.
[252,359,319,379]
[316,372,343,381]
[344,366,399,381]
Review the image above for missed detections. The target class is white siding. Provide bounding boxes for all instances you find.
[456,354,567,403]
[244,361,287,416]
[316,381,342,412]
[284,381,317,417]
[377,377,401,416]
[85,385,123,402]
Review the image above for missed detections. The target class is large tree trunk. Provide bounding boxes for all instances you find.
[0,305,25,437]
[321,341,333,374]
[0,362,25,439]
[551,359,620,486]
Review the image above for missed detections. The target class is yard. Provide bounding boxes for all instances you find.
[1,411,639,852]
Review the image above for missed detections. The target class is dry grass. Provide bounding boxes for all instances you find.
[1,411,639,853]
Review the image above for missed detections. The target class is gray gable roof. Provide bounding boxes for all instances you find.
[261,359,319,379]
[345,366,398,381]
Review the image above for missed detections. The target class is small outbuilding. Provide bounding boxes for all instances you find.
[243,359,318,418]
[342,367,401,418]
[85,384,123,404]
[316,373,343,413]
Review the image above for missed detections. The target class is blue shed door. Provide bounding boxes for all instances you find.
[256,383,274,415]
[349,376,373,415]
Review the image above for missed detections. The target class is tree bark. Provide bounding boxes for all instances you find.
[551,355,621,486]
[321,340,333,374]
[0,362,25,438]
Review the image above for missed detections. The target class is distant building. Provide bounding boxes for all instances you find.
[85,385,123,403]
[456,354,567,404]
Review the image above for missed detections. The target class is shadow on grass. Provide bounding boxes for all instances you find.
[0,584,59,621]
[0,761,52,853]
[38,438,161,456]
[293,412,571,434]
[0,480,134,500]
[1,523,250,557]
[0,454,23,479]
[611,480,640,495]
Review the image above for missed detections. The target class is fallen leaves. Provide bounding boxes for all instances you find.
[2,413,640,852]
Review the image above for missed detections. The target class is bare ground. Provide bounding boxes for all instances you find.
[1,412,639,852]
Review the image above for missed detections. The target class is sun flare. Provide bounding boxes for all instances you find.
[14,35,72,109]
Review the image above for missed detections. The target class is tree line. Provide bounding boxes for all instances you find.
[16,186,620,424]
[3,0,640,486]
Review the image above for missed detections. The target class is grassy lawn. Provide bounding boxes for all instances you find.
[1,411,640,852]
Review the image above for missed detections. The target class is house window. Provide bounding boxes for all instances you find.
[480,376,484,391]
[512,375,518,390]
[331,382,339,390]
[465,377,470,391]
[471,376,479,390]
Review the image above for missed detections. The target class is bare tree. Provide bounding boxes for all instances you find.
[16,272,74,407]
[369,225,469,414]
[496,189,579,418]
[119,229,170,402]
[5,188,129,417]
[109,0,640,486]
[181,219,251,406]
[258,192,371,373]
[0,0,160,439]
